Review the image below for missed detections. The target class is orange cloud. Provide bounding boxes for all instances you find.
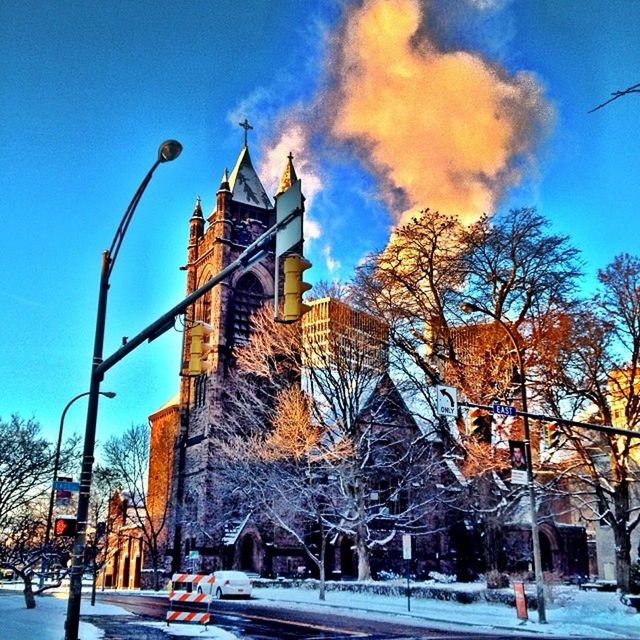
[330,0,552,224]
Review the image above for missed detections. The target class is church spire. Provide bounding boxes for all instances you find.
[189,195,204,247]
[191,195,203,219]
[275,152,298,198]
[218,168,230,192]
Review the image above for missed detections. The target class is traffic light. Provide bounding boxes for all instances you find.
[468,407,491,443]
[282,254,312,322]
[546,421,560,449]
[54,517,77,537]
[188,322,212,376]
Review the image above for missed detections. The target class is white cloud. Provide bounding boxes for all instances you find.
[322,244,341,273]
[305,217,322,246]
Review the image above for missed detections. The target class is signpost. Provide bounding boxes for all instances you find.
[402,533,412,612]
[53,479,81,493]
[509,440,528,485]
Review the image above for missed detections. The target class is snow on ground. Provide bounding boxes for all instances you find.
[141,621,238,638]
[0,591,127,640]
[0,589,239,640]
[239,582,640,638]
[2,579,640,639]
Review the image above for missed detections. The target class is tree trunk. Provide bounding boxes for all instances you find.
[23,573,36,609]
[613,481,631,592]
[483,519,503,573]
[355,521,372,581]
[152,551,161,591]
[91,561,98,606]
[354,486,372,581]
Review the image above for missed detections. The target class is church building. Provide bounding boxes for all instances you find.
[148,123,298,577]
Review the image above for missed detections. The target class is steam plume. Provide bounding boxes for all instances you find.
[329,0,552,224]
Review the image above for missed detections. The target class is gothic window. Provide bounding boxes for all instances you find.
[230,272,264,346]
[196,289,211,325]
[195,374,207,407]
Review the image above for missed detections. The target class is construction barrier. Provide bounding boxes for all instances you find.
[166,610,210,625]
[166,573,215,627]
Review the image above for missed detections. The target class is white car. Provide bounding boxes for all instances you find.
[202,570,252,599]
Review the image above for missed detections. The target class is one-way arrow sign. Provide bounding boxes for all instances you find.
[436,385,458,417]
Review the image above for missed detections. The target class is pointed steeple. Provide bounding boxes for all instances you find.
[189,195,204,247]
[218,168,230,192]
[275,152,298,199]
[191,195,204,220]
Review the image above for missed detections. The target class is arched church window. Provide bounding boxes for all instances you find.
[196,289,211,325]
[230,272,264,346]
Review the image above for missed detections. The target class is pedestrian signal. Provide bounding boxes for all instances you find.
[54,517,77,537]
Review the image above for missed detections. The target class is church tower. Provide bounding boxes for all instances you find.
[149,122,301,574]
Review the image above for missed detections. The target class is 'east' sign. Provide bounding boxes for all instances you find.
[492,404,516,417]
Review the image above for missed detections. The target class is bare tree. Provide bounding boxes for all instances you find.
[353,207,583,576]
[86,465,119,604]
[535,254,640,590]
[0,415,77,607]
[219,304,446,582]
[217,386,345,599]
[589,81,640,113]
[103,423,171,590]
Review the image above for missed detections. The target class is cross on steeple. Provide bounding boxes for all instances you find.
[239,118,253,146]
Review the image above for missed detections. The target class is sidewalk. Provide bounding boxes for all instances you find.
[2,580,640,639]
[241,583,640,638]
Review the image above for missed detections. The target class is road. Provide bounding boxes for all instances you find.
[94,592,579,639]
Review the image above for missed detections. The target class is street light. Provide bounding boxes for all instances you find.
[65,140,182,640]
[40,391,116,589]
[459,301,547,624]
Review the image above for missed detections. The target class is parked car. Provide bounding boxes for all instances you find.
[199,570,252,599]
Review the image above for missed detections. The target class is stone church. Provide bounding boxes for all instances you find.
[148,126,306,577]
[145,126,590,586]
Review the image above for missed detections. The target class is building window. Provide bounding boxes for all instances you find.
[195,374,207,407]
[230,272,264,346]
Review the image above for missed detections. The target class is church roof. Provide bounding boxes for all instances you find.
[227,145,272,210]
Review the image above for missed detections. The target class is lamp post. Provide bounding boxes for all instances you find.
[40,390,116,590]
[460,302,547,623]
[65,140,182,640]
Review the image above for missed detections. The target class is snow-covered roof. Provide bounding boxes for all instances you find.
[221,513,251,546]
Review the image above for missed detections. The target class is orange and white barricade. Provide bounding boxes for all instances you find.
[167,573,215,627]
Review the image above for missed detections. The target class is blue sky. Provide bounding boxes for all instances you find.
[1,0,639,450]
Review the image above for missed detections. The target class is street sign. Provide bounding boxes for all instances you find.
[402,534,412,560]
[436,385,457,417]
[275,179,303,259]
[492,403,517,417]
[53,480,80,492]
